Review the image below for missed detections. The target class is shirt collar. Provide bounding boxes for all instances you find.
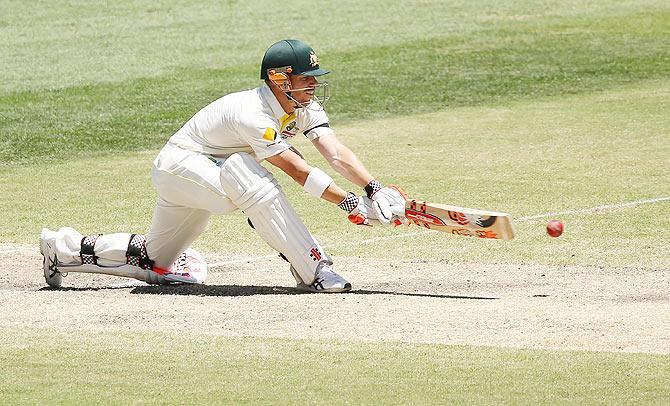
[259,83,289,121]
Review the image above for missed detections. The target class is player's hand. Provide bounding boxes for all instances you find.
[366,182,408,225]
[338,192,379,226]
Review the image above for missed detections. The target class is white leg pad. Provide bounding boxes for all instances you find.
[46,227,206,285]
[47,227,130,266]
[219,153,327,285]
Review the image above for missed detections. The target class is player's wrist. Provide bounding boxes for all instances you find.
[364,179,383,199]
[338,192,359,213]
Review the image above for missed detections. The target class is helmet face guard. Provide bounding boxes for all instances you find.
[266,65,331,109]
[289,82,330,110]
[306,81,331,108]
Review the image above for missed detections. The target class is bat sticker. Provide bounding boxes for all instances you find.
[448,211,469,225]
[475,216,497,228]
[405,210,447,226]
[448,211,497,228]
[451,229,499,239]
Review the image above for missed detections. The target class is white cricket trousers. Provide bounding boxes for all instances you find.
[146,142,237,268]
[49,142,327,285]
[148,143,327,286]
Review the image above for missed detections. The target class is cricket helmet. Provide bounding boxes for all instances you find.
[260,39,330,79]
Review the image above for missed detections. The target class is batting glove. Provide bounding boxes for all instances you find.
[338,192,380,226]
[365,180,408,226]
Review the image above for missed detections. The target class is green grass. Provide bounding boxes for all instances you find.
[3,80,668,269]
[1,330,668,404]
[1,1,669,166]
[2,1,669,403]
[3,0,664,93]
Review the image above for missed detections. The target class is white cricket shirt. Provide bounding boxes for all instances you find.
[168,83,334,160]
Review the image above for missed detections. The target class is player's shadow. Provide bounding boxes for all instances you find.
[129,284,498,300]
[38,285,141,292]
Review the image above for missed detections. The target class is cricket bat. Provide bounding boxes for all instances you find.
[404,199,515,240]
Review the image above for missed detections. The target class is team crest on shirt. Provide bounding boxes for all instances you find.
[281,120,298,138]
[279,113,299,138]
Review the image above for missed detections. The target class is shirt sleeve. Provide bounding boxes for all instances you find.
[237,116,291,160]
[298,101,335,141]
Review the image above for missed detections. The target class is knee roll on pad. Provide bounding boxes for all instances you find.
[219,153,280,210]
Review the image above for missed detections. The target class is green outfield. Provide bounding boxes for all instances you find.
[1,0,669,404]
[1,330,668,404]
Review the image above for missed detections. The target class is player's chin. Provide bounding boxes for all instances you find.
[296,97,313,106]
[299,91,314,102]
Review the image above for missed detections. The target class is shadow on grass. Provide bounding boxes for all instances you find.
[128,284,498,300]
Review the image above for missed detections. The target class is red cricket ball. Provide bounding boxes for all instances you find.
[546,220,564,237]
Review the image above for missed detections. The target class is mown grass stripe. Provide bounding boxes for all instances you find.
[2,8,669,167]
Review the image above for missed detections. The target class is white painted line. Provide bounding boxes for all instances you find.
[336,230,433,247]
[0,246,34,255]
[515,196,670,222]
[207,254,277,268]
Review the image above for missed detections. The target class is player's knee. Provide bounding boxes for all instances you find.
[219,153,280,211]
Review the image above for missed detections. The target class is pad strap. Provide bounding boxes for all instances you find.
[126,234,154,270]
[80,234,101,265]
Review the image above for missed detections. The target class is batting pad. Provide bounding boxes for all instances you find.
[219,153,328,285]
[43,227,206,285]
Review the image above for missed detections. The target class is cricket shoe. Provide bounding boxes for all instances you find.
[293,264,352,293]
[40,228,62,288]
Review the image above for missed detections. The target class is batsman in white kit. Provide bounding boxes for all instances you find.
[40,39,407,292]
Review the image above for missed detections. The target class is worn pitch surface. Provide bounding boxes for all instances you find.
[3,244,668,355]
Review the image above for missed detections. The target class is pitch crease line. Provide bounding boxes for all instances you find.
[207,254,277,268]
[516,196,670,221]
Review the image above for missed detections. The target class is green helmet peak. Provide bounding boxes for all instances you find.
[260,39,330,80]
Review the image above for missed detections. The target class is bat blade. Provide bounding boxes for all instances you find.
[405,199,515,240]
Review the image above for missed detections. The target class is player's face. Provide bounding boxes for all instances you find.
[289,74,318,105]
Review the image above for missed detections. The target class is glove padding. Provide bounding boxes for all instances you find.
[347,196,381,226]
[370,186,407,225]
